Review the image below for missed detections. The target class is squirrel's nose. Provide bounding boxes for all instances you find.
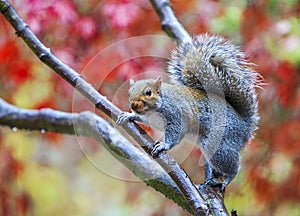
[130,101,143,112]
[130,101,138,110]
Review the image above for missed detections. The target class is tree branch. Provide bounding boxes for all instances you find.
[0,0,229,215]
[149,0,193,44]
[0,98,76,134]
[0,98,191,210]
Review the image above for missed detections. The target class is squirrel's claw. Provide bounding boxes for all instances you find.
[151,141,163,157]
[116,112,133,125]
[151,141,169,157]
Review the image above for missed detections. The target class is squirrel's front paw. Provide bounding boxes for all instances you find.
[116,112,133,125]
[151,141,170,157]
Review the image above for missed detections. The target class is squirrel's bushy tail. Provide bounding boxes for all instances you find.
[167,34,261,130]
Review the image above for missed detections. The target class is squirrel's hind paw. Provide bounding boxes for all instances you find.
[204,179,227,192]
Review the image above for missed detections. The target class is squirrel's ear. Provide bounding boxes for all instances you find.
[154,76,162,93]
[129,79,135,86]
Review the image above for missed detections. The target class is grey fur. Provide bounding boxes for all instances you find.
[165,34,260,188]
[168,34,260,132]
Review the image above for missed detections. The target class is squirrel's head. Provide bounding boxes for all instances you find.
[128,76,162,115]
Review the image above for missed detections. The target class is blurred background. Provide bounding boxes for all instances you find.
[0,0,299,215]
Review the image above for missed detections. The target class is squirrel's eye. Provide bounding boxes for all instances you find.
[145,89,152,96]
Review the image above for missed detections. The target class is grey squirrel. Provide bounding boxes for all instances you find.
[116,34,260,190]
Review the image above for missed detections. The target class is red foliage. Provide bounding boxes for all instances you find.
[0,41,32,87]
[280,158,300,202]
[0,40,19,63]
[0,144,31,216]
[240,2,270,43]
[15,193,32,216]
[272,120,300,155]
[276,61,299,108]
[10,61,32,85]
[0,148,23,181]
[103,0,141,29]
[52,0,78,24]
[45,133,63,145]
[34,99,56,110]
[74,17,97,40]
[248,167,274,202]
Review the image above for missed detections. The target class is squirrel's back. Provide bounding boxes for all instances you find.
[167,34,260,134]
